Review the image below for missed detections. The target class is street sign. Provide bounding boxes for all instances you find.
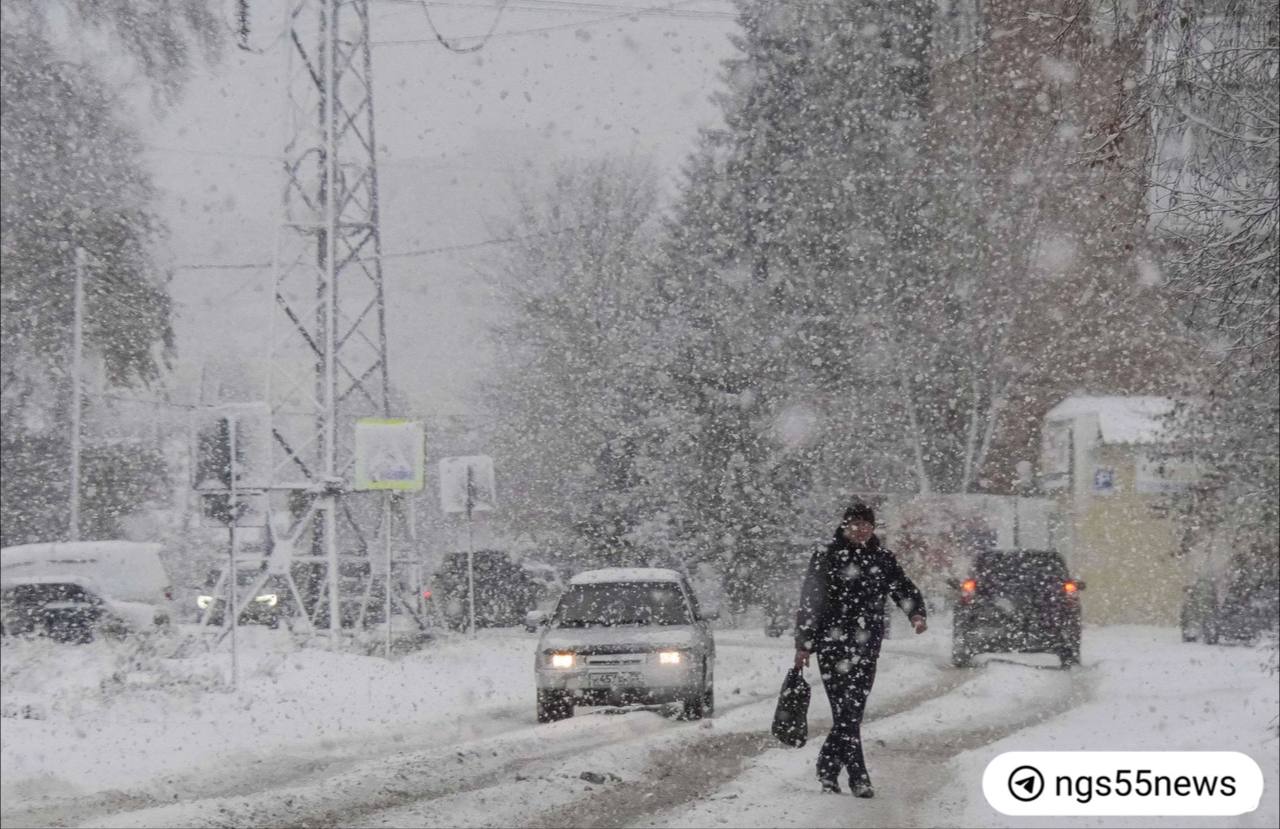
[439,455,496,514]
[354,419,425,491]
[191,402,271,491]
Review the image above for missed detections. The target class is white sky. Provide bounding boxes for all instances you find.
[140,0,741,416]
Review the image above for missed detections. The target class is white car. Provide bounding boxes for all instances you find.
[531,567,716,722]
[0,541,176,642]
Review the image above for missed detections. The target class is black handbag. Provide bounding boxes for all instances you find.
[771,667,811,747]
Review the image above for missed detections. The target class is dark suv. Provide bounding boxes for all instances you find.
[951,549,1085,668]
[196,565,291,629]
[433,550,542,630]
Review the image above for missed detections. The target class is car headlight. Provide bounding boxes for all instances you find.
[196,595,214,609]
[549,652,574,669]
[254,593,279,606]
[658,650,682,665]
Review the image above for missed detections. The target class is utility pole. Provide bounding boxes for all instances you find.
[466,466,476,637]
[227,414,239,688]
[69,248,86,542]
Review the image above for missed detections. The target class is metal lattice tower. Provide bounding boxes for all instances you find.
[266,0,392,637]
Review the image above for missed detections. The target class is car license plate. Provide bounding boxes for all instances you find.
[590,671,641,688]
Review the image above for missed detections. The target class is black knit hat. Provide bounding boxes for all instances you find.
[842,501,875,526]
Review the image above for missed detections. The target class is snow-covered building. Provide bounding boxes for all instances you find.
[1039,395,1200,625]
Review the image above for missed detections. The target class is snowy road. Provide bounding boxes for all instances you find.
[68,634,980,829]
[3,625,1276,829]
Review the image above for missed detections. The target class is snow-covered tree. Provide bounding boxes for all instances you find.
[0,1,220,545]
[1138,0,1279,560]
[483,157,667,569]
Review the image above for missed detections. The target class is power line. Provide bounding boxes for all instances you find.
[380,0,734,20]
[142,143,279,162]
[98,392,199,411]
[173,224,590,272]
[416,0,513,52]
[372,0,735,45]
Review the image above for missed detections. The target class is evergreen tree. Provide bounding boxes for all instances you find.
[645,0,938,594]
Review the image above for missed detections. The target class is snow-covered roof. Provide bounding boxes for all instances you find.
[569,567,683,585]
[1,540,164,565]
[1044,395,1175,445]
[0,541,169,601]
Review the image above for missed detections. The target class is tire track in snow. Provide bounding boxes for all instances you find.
[631,660,1096,829]
[47,679,790,829]
[521,661,976,829]
[0,705,533,829]
[9,644,945,829]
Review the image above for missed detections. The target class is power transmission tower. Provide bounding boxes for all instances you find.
[265,0,397,640]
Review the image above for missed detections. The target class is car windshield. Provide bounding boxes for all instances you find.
[974,552,1067,592]
[554,582,691,627]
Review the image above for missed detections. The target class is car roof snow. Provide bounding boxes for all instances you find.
[568,567,683,585]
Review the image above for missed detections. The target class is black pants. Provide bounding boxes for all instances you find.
[816,647,879,785]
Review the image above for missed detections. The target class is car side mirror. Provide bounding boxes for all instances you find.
[945,577,960,590]
[1074,580,1087,591]
[524,610,547,631]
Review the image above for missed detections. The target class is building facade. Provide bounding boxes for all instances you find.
[1039,395,1199,624]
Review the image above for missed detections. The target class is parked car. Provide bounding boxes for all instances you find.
[196,563,291,628]
[532,567,717,722]
[1182,559,1280,645]
[0,541,176,643]
[760,544,809,637]
[433,549,542,630]
[950,549,1084,668]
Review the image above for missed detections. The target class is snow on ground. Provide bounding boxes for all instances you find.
[0,624,798,819]
[3,620,1275,828]
[342,634,950,829]
[918,626,1280,829]
[640,625,1279,829]
[1,626,538,807]
[0,623,944,827]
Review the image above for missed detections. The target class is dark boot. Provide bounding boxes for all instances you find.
[820,778,842,794]
[849,773,874,799]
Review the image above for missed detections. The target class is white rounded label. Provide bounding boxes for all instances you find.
[983,751,1264,816]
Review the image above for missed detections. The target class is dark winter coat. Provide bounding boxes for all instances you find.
[794,530,926,654]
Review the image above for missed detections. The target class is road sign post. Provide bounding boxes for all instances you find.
[354,419,424,657]
[439,456,496,637]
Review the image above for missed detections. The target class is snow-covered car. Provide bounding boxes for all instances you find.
[0,541,176,643]
[532,567,716,722]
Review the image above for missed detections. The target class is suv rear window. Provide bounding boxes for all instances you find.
[554,582,691,627]
[974,551,1067,591]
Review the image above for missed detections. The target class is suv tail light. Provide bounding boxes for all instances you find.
[960,578,976,603]
[1063,581,1079,595]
